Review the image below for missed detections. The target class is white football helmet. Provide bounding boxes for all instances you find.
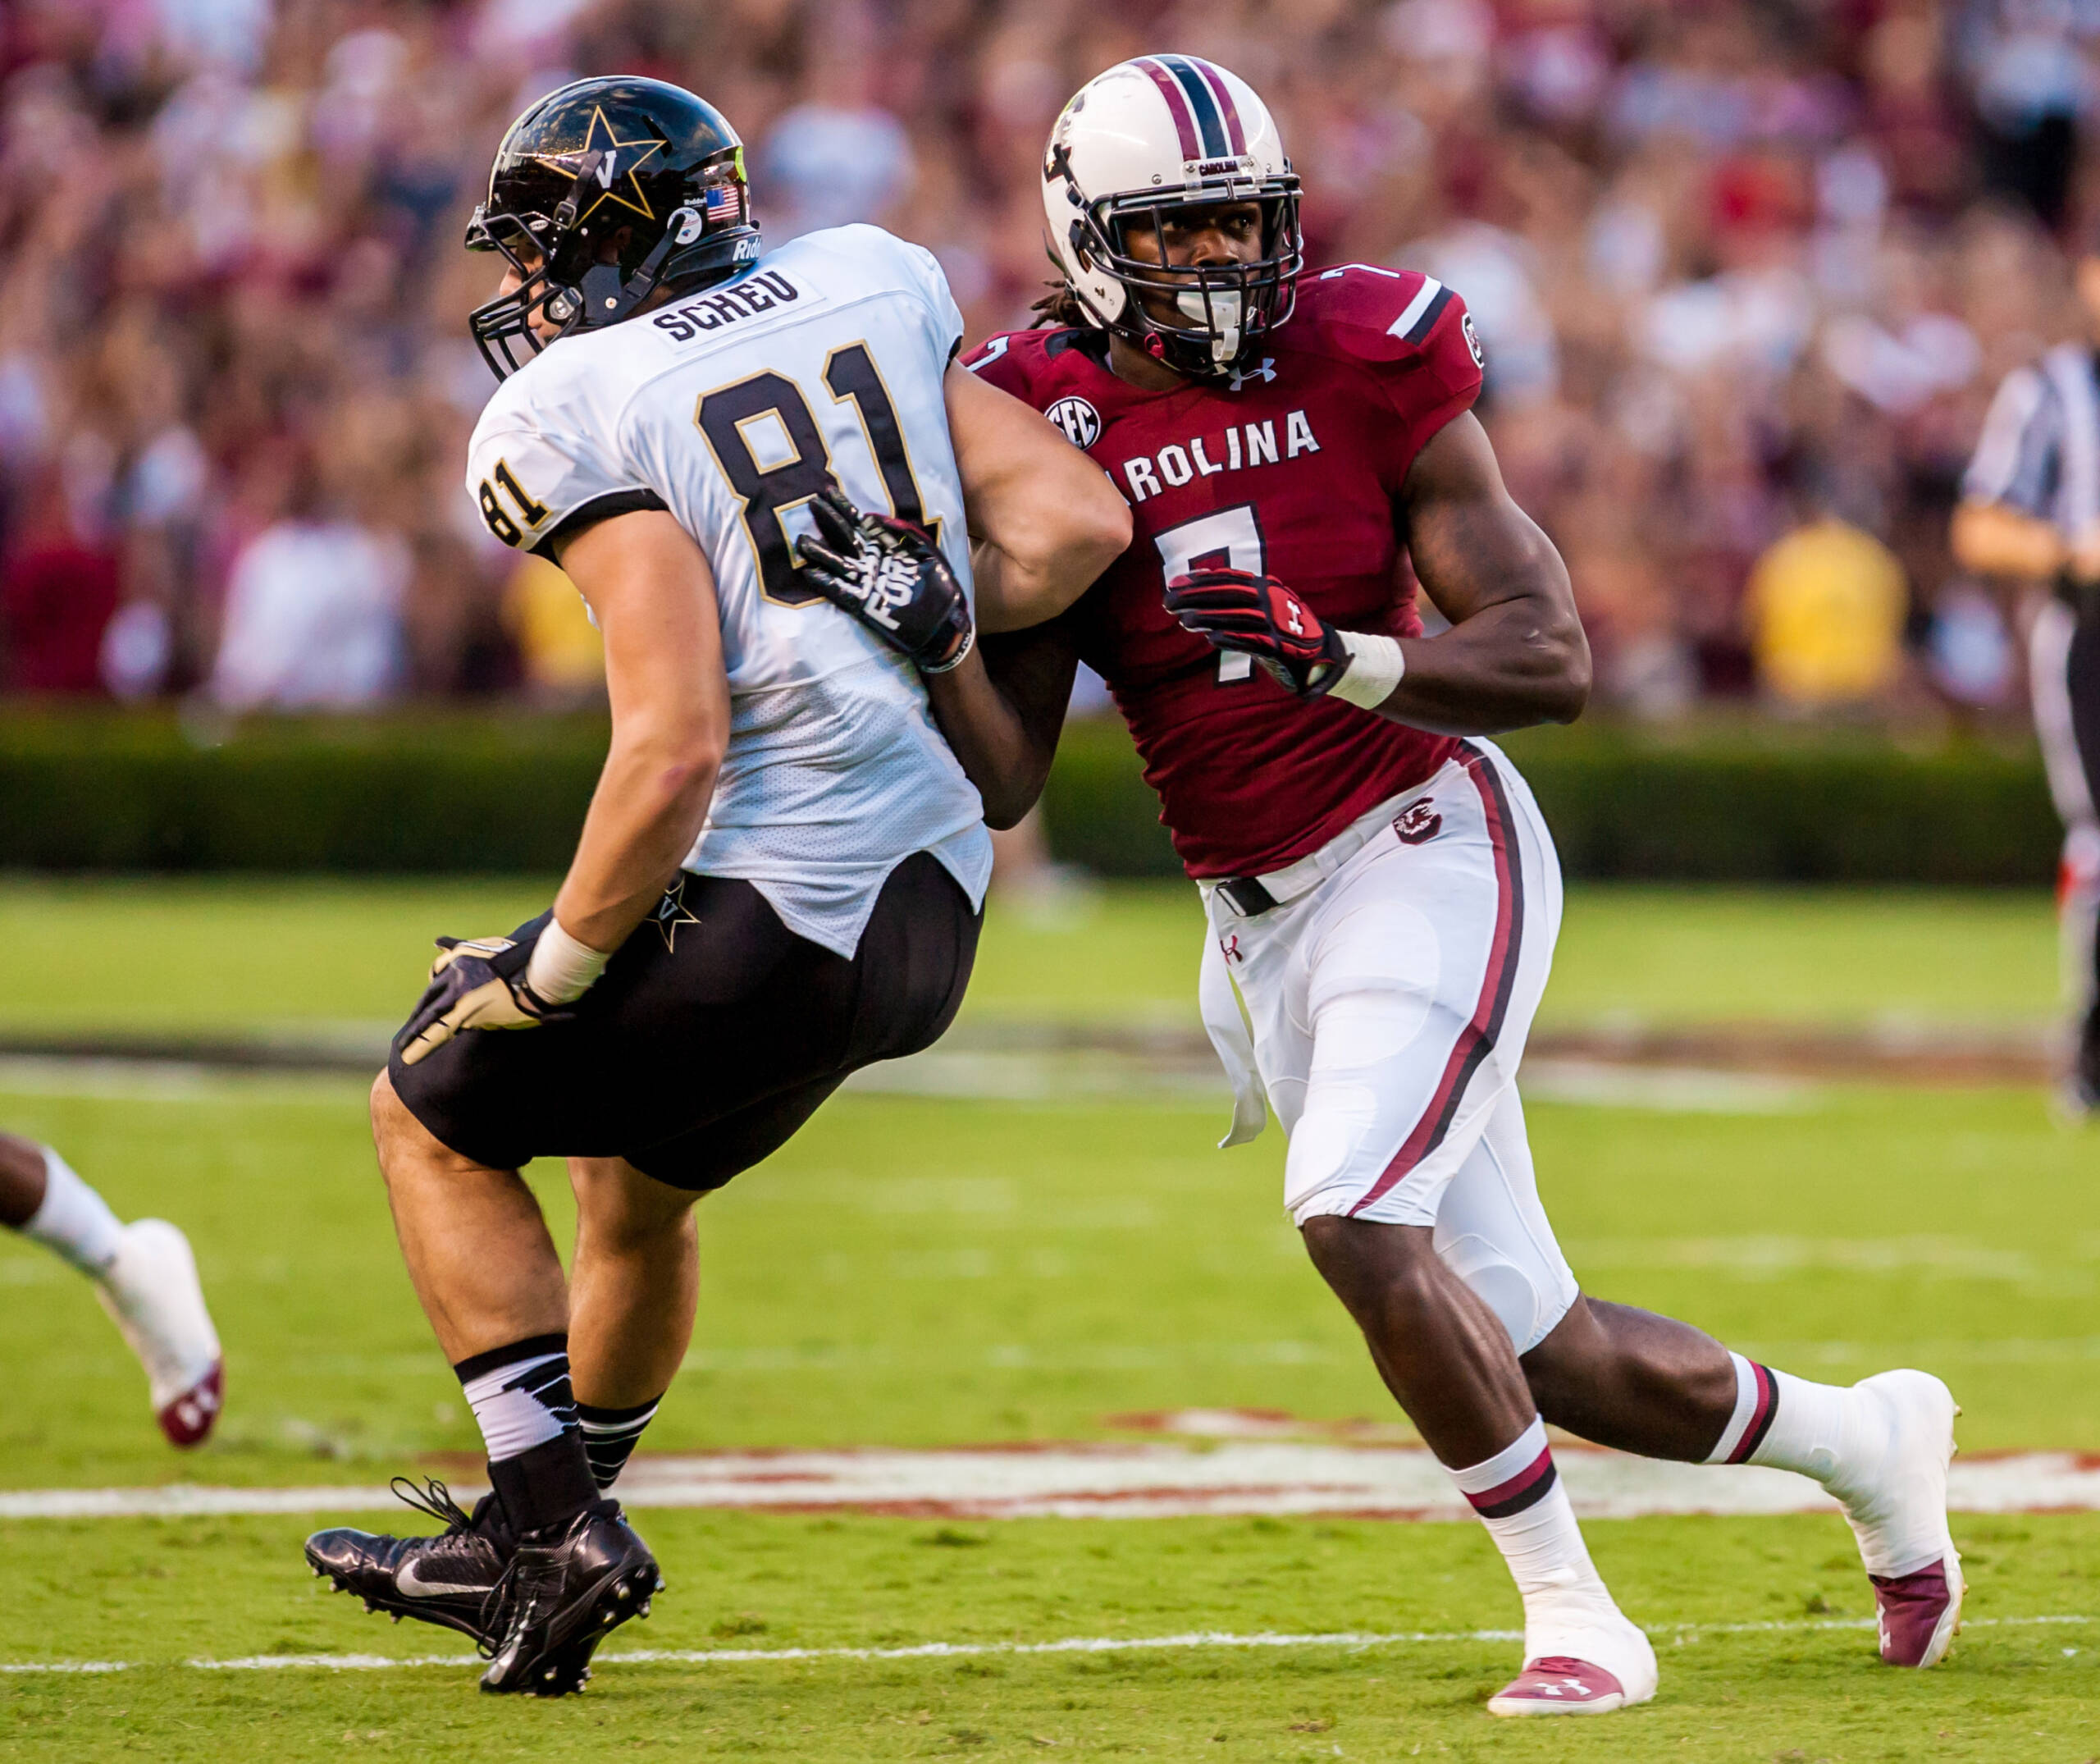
[1041,55,1302,378]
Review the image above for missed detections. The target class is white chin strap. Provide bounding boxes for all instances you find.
[1177,286,1243,366]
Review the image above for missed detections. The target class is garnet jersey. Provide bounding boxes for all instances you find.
[965,266,1484,877]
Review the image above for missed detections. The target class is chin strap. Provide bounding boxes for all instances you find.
[571,206,701,328]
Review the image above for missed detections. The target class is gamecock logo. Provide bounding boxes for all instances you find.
[1395,799,1442,845]
[1044,396,1102,449]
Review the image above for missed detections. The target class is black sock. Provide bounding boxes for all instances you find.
[454,1334,598,1538]
[575,1394,664,1491]
[486,1433,600,1538]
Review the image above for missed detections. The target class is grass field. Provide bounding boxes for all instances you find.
[2,879,2096,1761]
[0,875,2064,1033]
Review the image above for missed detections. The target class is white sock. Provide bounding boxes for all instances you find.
[21,1147,124,1277]
[1449,1417,1612,1617]
[1709,1352,1876,1488]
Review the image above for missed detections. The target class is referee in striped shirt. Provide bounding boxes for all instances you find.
[1954,254,2100,1113]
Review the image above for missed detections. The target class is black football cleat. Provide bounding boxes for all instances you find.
[304,1477,511,1643]
[479,1499,660,1696]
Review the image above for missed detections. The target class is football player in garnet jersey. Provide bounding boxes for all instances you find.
[802,55,1964,1714]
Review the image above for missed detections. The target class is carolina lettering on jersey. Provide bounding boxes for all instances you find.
[966,266,1481,878]
[1119,409,1322,503]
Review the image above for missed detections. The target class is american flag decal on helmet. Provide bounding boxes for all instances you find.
[705,182,741,224]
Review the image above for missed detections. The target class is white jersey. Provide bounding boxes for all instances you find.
[464,225,991,957]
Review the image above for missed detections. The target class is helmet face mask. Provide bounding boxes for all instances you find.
[466,77,761,381]
[1043,57,1303,379]
[1070,183,1301,377]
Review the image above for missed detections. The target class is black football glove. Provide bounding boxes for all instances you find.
[396,921,576,1067]
[795,483,975,674]
[1163,567,1350,697]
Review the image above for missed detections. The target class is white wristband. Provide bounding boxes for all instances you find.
[1327,631,1406,709]
[526,916,612,1004]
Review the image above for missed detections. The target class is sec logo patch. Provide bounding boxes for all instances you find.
[1462,312,1485,369]
[1044,395,1102,449]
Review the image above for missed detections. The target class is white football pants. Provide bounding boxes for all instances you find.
[1198,738,1579,1353]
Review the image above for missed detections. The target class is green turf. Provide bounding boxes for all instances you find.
[0,876,2062,1034]
[2,1081,2093,1488]
[0,879,2089,1757]
[2,1510,2093,1761]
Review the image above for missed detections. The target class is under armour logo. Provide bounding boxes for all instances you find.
[1227,358,1276,390]
[1285,601,1305,634]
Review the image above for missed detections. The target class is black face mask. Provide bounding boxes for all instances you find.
[1049,163,1303,379]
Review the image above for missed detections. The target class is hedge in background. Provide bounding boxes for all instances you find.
[0,708,605,873]
[1038,715,2062,886]
[0,706,2063,884]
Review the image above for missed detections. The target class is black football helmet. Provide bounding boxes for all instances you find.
[465,76,760,379]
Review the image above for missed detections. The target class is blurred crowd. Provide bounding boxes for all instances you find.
[1,0,2096,720]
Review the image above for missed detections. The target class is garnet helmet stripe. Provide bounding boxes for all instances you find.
[1186,58,1249,156]
[1131,57,1202,160]
[1159,55,1231,159]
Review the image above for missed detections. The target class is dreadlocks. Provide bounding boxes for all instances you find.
[1030,280,1092,328]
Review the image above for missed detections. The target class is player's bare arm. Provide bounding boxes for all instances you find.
[1160,411,1587,733]
[923,624,1082,827]
[546,511,730,950]
[946,362,1131,633]
[1381,410,1590,732]
[397,511,729,1063]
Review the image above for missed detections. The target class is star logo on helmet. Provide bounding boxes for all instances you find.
[532,105,666,225]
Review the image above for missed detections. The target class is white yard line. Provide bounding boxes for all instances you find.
[0,1049,1810,1113]
[6,1444,2099,1522]
[0,1615,2088,1676]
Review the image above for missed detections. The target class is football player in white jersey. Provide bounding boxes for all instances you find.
[302,75,1128,1696]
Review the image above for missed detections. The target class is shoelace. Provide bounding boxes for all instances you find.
[390,1474,512,1644]
[390,1474,474,1534]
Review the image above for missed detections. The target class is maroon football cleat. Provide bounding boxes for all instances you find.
[1486,1656,1636,1717]
[157,1359,224,1447]
[1872,1549,1964,1667]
